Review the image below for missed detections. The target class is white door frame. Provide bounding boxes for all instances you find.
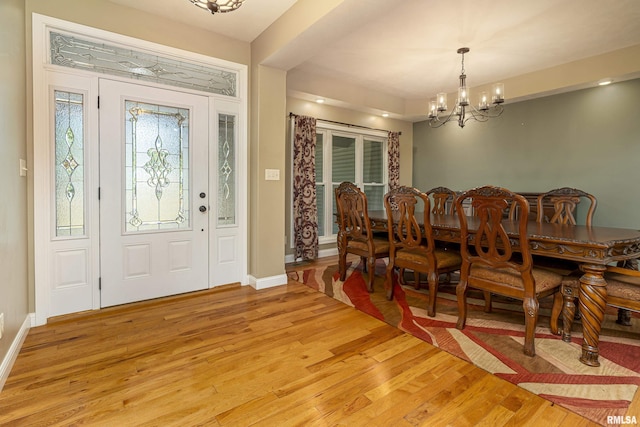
[32,14,248,326]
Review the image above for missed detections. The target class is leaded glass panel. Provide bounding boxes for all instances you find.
[55,90,85,236]
[50,32,237,97]
[125,100,190,232]
[218,114,236,226]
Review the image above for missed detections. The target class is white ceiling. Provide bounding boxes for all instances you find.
[112,0,640,120]
[108,0,299,43]
[295,0,640,100]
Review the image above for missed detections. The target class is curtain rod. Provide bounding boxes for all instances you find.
[289,112,401,135]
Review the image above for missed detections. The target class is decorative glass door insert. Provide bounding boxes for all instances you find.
[54,90,85,237]
[125,101,191,232]
[217,114,236,226]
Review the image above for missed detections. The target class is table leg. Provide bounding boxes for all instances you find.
[578,263,607,367]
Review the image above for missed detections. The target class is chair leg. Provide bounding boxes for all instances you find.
[338,251,347,281]
[561,283,577,342]
[427,271,438,317]
[385,263,395,300]
[398,268,406,285]
[456,280,468,330]
[522,296,539,357]
[549,291,563,335]
[366,256,375,293]
[573,297,581,320]
[361,256,367,272]
[413,271,420,290]
[617,308,632,326]
[443,272,452,284]
[483,291,493,313]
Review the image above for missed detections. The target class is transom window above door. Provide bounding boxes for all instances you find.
[49,31,238,97]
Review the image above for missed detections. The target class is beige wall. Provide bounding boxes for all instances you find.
[0,0,29,381]
[249,65,288,278]
[249,0,349,277]
[284,97,414,256]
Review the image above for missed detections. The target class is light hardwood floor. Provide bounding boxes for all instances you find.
[0,259,613,426]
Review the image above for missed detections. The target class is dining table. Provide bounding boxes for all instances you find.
[367,210,640,367]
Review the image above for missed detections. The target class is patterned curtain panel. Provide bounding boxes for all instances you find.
[293,115,319,260]
[388,131,400,189]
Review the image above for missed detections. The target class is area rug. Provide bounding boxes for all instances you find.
[287,259,640,426]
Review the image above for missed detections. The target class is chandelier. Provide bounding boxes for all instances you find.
[428,48,504,128]
[189,0,245,14]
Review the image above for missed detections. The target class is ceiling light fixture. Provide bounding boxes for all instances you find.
[315,98,325,104]
[428,48,504,128]
[598,78,613,86]
[189,0,245,14]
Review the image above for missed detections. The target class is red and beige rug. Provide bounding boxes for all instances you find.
[287,259,640,426]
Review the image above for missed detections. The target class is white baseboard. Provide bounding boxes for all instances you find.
[285,247,338,264]
[249,273,288,290]
[0,313,32,392]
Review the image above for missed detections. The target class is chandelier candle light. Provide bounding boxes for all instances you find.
[189,0,245,14]
[428,48,504,128]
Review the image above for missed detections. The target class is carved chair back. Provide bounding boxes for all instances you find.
[536,187,597,226]
[426,186,458,215]
[335,182,373,247]
[384,186,435,259]
[456,186,534,292]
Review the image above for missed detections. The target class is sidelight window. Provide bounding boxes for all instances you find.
[218,114,237,226]
[54,90,85,237]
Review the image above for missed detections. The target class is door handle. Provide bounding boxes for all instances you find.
[199,205,207,213]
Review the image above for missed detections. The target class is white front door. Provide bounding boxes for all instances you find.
[99,80,209,307]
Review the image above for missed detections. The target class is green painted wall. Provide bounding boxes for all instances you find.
[412,78,640,228]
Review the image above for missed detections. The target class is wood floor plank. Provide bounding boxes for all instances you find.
[0,278,602,426]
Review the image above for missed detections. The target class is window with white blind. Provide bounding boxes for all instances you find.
[315,122,388,244]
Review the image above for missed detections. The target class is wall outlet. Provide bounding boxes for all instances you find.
[0,313,4,340]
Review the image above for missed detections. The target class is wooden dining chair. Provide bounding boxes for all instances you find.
[335,182,390,292]
[536,187,597,226]
[384,186,462,317]
[396,186,460,287]
[426,186,458,215]
[455,186,564,357]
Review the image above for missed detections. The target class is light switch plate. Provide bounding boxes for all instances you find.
[19,159,27,177]
[265,169,280,181]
